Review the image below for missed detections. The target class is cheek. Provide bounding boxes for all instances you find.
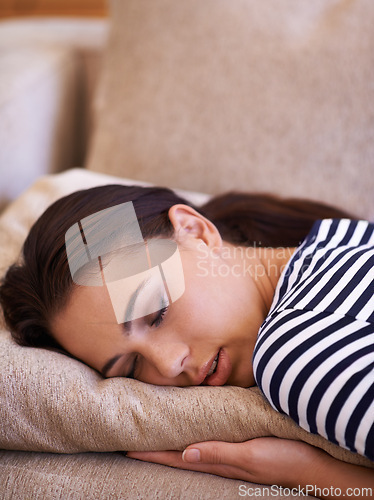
[171,258,247,339]
[137,360,187,386]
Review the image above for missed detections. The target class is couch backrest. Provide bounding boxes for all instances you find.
[87,0,374,219]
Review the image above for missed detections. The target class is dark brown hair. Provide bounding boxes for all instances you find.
[0,185,355,350]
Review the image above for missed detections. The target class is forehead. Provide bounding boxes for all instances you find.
[51,285,125,371]
[54,284,118,333]
[64,201,185,324]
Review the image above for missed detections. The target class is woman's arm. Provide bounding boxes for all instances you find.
[127,438,374,499]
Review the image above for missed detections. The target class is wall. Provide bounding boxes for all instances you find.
[0,0,108,18]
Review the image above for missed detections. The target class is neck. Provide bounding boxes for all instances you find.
[213,241,295,317]
[245,245,296,315]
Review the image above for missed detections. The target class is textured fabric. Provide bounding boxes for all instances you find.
[0,169,373,475]
[87,0,374,220]
[0,451,268,500]
[253,219,374,460]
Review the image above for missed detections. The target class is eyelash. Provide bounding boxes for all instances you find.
[127,356,138,379]
[127,306,169,379]
[151,306,168,328]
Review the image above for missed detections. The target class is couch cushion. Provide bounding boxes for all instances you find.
[0,450,261,500]
[0,169,372,473]
[87,0,374,220]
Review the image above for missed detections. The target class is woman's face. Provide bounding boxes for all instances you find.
[52,205,269,388]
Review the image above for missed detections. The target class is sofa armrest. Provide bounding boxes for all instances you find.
[0,18,109,203]
[0,46,79,201]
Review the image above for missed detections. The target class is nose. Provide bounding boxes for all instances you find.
[144,340,189,379]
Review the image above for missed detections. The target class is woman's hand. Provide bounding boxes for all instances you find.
[127,438,374,499]
[127,437,324,487]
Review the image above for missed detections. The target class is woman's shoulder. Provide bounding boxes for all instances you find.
[269,219,374,316]
[304,218,374,249]
[252,218,374,460]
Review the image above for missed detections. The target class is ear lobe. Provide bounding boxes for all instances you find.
[168,204,222,248]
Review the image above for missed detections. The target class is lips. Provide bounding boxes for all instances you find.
[195,348,232,386]
[207,353,219,377]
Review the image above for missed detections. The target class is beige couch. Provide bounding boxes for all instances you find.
[1,2,373,498]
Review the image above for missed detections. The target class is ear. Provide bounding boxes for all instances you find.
[168,204,222,249]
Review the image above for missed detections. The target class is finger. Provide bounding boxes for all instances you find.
[127,450,253,480]
[182,441,248,469]
[127,450,227,473]
[127,450,183,467]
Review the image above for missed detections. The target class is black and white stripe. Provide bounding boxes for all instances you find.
[253,219,374,461]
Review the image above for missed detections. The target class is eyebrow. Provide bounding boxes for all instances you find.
[124,278,147,326]
[100,279,147,377]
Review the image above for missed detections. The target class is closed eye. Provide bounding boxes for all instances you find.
[127,306,168,378]
[151,306,168,328]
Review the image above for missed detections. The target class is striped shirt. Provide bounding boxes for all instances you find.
[252,219,374,461]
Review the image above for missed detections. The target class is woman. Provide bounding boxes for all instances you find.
[0,185,373,498]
